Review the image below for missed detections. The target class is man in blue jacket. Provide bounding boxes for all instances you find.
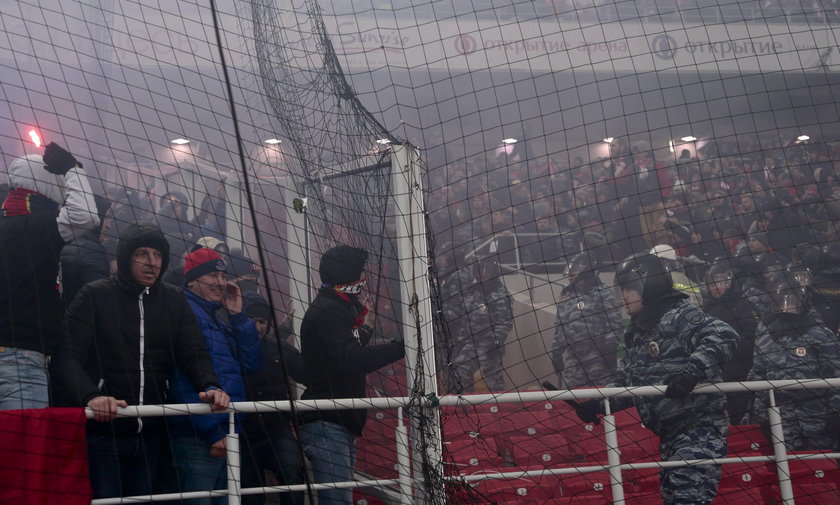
[167,247,262,504]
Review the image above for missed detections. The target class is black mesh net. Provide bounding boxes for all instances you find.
[2,0,840,504]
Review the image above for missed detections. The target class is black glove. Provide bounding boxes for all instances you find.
[571,399,603,425]
[42,142,80,175]
[664,372,700,400]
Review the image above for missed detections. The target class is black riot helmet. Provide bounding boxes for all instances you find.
[615,253,674,301]
[567,252,596,277]
[766,271,808,315]
[704,258,734,296]
[784,261,814,289]
[754,252,783,281]
[566,251,599,289]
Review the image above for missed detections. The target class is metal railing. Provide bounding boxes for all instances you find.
[88,378,840,505]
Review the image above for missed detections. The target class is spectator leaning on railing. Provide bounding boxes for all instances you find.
[51,222,229,499]
[165,247,262,505]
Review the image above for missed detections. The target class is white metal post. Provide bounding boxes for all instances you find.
[285,181,313,345]
[396,407,413,505]
[768,389,795,505]
[227,411,242,505]
[602,399,625,505]
[391,143,442,505]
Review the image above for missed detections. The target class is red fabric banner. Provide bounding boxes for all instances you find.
[0,408,90,504]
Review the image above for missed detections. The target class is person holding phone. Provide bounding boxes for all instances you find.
[165,247,262,504]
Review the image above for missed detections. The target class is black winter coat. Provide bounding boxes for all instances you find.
[52,276,220,437]
[702,283,758,382]
[0,210,64,354]
[243,327,307,438]
[300,288,405,436]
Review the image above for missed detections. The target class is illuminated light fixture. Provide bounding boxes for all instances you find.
[170,138,190,145]
[502,138,518,144]
[264,138,282,145]
[681,136,697,142]
[376,138,392,145]
[797,134,810,141]
[603,137,614,143]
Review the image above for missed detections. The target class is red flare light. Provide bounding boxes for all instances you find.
[28,129,42,148]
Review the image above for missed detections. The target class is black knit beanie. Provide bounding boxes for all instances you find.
[319,245,368,285]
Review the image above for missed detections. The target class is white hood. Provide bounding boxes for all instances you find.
[7,154,65,204]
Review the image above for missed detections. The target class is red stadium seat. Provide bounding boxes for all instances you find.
[726,425,772,456]
[785,455,840,505]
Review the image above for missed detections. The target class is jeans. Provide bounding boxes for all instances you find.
[241,429,304,505]
[87,433,161,499]
[0,347,48,410]
[170,436,227,505]
[299,421,356,505]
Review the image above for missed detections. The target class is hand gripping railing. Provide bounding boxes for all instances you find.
[88,378,840,505]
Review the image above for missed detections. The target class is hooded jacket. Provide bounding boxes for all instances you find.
[52,222,220,437]
[0,154,99,354]
[166,288,262,446]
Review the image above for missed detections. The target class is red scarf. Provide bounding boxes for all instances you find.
[332,289,369,328]
[2,188,57,216]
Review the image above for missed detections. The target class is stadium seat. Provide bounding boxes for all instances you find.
[352,490,391,505]
[556,471,613,501]
[785,455,840,505]
[356,442,400,478]
[443,436,502,472]
[624,488,663,505]
[468,476,552,504]
[712,486,774,505]
[361,409,401,443]
[508,433,588,467]
[713,461,779,505]
[622,467,660,494]
[726,425,772,456]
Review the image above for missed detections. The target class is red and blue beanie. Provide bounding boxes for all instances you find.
[184,247,226,283]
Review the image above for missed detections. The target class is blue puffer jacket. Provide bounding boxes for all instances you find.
[167,289,262,445]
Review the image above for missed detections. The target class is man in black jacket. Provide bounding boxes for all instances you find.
[242,292,306,505]
[0,143,99,410]
[51,221,230,499]
[299,245,405,505]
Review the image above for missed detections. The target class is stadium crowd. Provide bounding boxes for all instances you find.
[429,134,840,435]
[3,133,840,503]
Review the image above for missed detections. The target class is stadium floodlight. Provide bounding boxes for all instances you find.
[376,138,392,145]
[603,137,614,143]
[502,138,518,144]
[170,138,190,145]
[681,136,697,142]
[797,134,810,141]
[264,138,282,144]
